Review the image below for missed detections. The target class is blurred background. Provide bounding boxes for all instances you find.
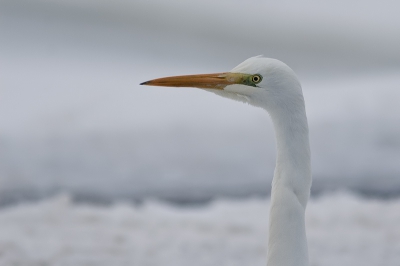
[1,1,400,265]
[1,0,400,205]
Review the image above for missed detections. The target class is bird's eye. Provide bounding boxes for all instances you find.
[251,74,262,84]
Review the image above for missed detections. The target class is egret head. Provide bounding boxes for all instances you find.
[141,56,304,113]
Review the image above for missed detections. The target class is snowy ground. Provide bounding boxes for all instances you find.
[0,192,399,266]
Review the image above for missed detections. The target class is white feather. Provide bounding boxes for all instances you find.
[206,57,311,266]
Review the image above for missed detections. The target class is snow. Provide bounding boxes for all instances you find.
[0,192,399,266]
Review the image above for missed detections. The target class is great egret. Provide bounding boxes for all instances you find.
[141,56,311,266]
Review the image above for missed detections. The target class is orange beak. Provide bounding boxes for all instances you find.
[140,72,246,90]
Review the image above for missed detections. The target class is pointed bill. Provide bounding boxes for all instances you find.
[140,72,248,90]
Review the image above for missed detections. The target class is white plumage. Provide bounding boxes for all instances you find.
[142,56,312,266]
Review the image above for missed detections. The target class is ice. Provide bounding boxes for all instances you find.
[0,192,399,266]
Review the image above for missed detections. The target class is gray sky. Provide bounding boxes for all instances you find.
[1,0,400,201]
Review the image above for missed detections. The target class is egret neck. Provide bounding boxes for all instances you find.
[266,95,311,266]
[141,56,312,266]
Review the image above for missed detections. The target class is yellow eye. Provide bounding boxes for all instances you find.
[251,74,262,84]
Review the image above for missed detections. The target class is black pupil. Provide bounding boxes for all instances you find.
[253,76,259,82]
